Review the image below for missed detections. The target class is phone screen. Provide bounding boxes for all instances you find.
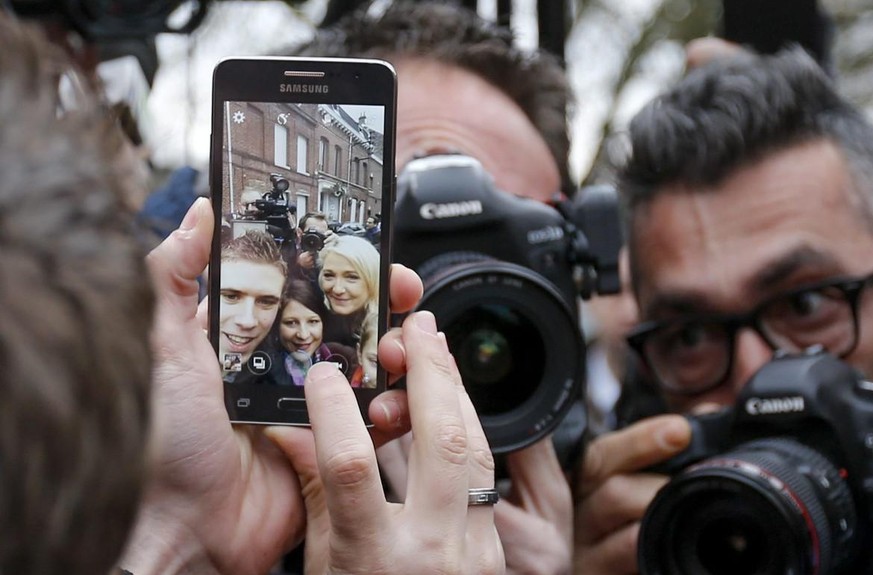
[210,59,395,425]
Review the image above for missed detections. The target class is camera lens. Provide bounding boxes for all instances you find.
[639,438,858,575]
[301,231,325,252]
[446,303,544,415]
[415,259,584,454]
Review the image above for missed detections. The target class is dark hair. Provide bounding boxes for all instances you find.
[621,47,873,234]
[0,14,154,575]
[299,211,328,231]
[282,279,328,318]
[291,0,573,194]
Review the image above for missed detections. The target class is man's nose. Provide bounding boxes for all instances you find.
[730,328,775,394]
[235,300,258,328]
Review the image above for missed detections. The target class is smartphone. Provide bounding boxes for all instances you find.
[209,57,397,425]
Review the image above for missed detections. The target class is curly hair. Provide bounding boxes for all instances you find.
[0,14,154,575]
[621,47,873,228]
[620,46,873,286]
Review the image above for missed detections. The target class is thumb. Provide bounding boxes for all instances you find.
[146,197,213,314]
[266,426,332,574]
[265,426,321,495]
[689,402,723,416]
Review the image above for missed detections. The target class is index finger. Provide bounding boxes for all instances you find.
[402,312,470,535]
[304,362,390,542]
[574,415,690,499]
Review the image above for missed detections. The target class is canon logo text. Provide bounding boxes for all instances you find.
[744,396,805,416]
[420,200,483,220]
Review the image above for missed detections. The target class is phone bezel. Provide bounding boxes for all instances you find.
[209,57,397,426]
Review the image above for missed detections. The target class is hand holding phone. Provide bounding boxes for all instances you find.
[209,57,397,425]
[267,310,504,575]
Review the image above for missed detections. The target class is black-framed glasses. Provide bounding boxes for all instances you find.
[627,272,873,396]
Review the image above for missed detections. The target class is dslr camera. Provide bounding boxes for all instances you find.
[299,229,326,253]
[393,154,622,453]
[639,350,873,575]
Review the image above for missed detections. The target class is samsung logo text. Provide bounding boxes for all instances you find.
[420,201,483,220]
[280,84,329,94]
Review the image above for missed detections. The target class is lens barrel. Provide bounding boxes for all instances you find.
[301,231,324,252]
[639,438,857,575]
[415,259,584,453]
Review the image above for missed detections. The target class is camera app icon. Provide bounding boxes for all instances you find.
[248,351,272,375]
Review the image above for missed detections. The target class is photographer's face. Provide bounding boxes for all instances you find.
[320,253,368,315]
[219,260,285,362]
[280,299,324,356]
[240,190,261,217]
[394,58,560,202]
[298,217,329,240]
[631,140,873,413]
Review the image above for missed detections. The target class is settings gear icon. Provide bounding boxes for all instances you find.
[232,110,245,124]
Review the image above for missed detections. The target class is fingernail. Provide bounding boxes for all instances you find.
[437,331,451,352]
[307,361,340,383]
[413,311,437,335]
[393,337,407,360]
[656,418,691,452]
[179,198,204,231]
[379,397,404,428]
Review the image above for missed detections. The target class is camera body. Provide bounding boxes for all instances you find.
[252,174,294,233]
[640,350,873,575]
[232,173,297,258]
[393,154,621,453]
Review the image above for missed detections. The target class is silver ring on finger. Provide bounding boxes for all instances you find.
[467,487,499,507]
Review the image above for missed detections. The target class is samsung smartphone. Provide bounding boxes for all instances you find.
[209,57,397,425]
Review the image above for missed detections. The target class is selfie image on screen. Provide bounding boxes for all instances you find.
[217,101,385,390]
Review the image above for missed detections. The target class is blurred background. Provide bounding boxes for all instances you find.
[13,0,870,188]
[133,0,873,187]
[8,0,873,191]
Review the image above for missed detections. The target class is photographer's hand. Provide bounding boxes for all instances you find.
[572,415,690,574]
[376,421,572,573]
[322,229,339,248]
[297,249,317,270]
[269,311,505,575]
[496,439,573,575]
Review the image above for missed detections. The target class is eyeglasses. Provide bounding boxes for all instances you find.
[626,272,873,396]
